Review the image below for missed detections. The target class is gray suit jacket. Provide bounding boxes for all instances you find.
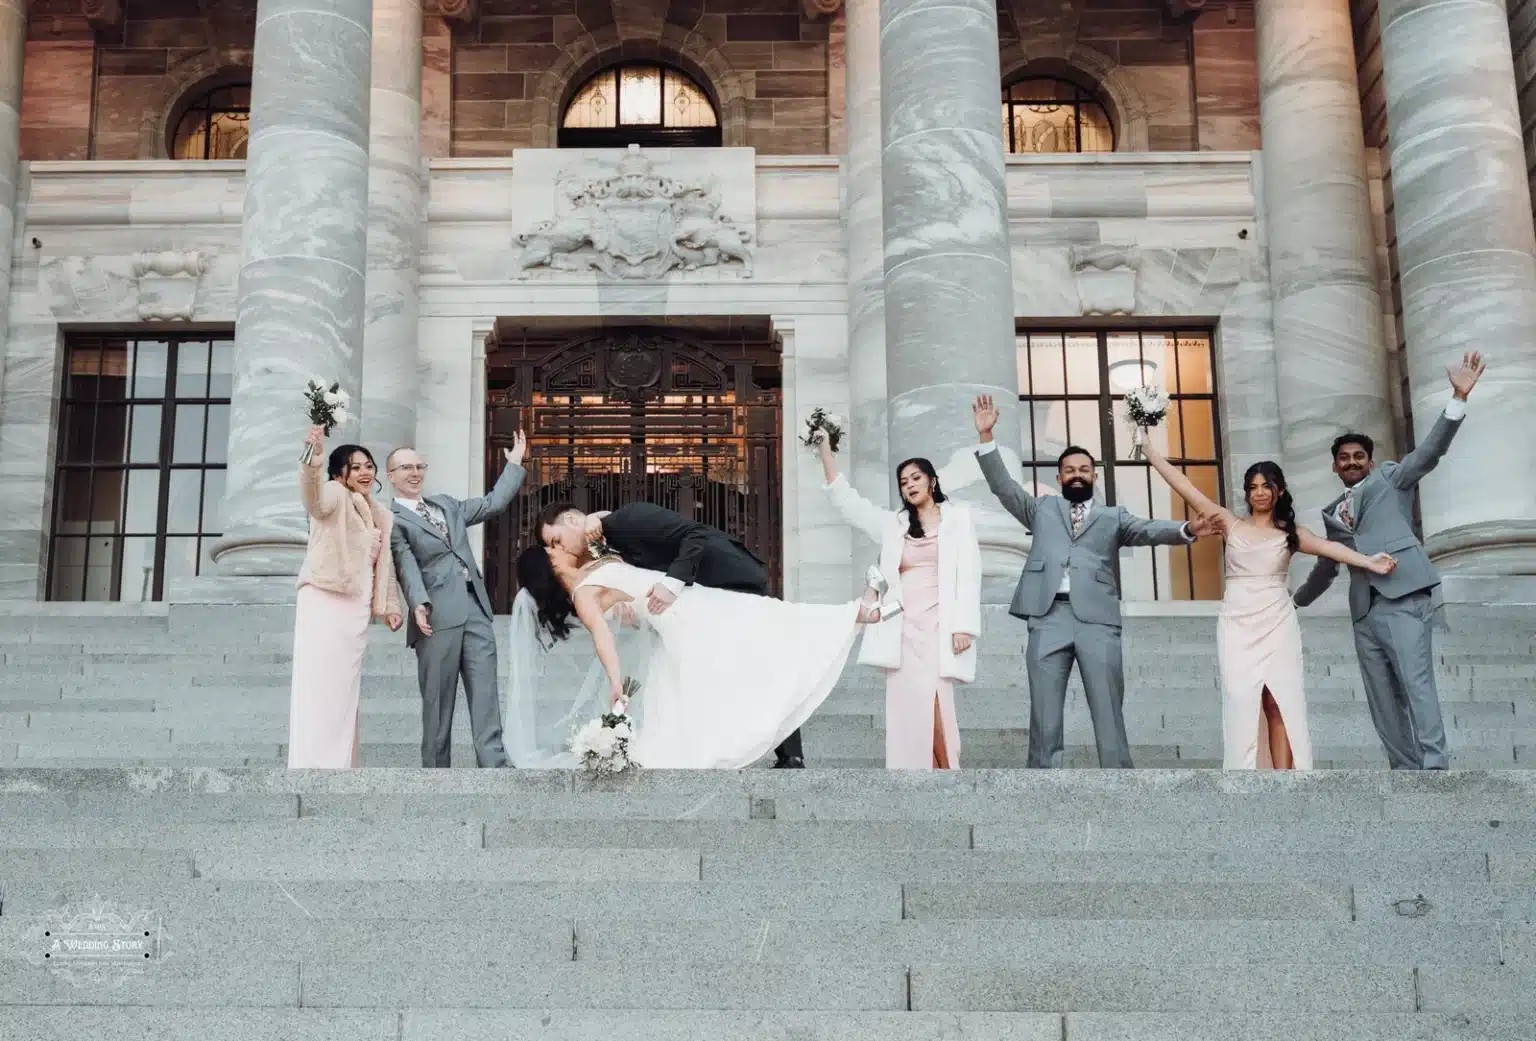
[390,463,525,647]
[978,447,1193,627]
[1293,411,1463,622]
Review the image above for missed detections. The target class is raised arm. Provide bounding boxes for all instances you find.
[1391,351,1482,489]
[1297,526,1397,575]
[972,395,1037,530]
[819,434,889,543]
[572,586,625,705]
[299,426,342,522]
[460,431,528,527]
[1142,439,1235,529]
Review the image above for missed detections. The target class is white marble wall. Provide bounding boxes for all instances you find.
[1,151,1269,602]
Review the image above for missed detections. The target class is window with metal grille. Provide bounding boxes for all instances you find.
[560,63,721,148]
[1002,77,1114,154]
[48,335,232,602]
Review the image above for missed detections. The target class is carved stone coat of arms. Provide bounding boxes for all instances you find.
[515,145,754,279]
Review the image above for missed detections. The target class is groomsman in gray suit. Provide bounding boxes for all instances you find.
[1294,352,1486,771]
[388,432,527,768]
[971,396,1212,768]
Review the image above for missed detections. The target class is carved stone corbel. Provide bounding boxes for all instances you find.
[437,0,478,26]
[1069,245,1140,316]
[800,0,843,20]
[84,0,124,33]
[132,251,208,321]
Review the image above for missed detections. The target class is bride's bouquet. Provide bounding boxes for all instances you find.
[800,407,845,453]
[1124,385,1169,460]
[301,377,352,463]
[570,677,642,774]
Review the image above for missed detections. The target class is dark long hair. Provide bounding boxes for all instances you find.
[327,444,376,489]
[1243,460,1299,553]
[896,457,947,539]
[516,546,576,644]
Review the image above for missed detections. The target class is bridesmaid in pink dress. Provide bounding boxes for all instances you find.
[1140,442,1397,769]
[288,427,403,769]
[816,435,983,768]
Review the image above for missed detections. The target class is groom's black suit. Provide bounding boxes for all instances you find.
[599,503,805,765]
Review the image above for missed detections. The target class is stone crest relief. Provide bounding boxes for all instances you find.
[1070,244,1141,316]
[515,145,754,280]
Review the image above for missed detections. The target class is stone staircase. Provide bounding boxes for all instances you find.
[0,767,1533,1039]
[1,603,1534,1037]
[0,601,1531,769]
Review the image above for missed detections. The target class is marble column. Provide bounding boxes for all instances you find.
[1256,0,1394,524]
[211,0,374,575]
[0,0,25,409]
[1378,0,1536,574]
[361,0,424,464]
[843,0,888,584]
[880,0,1021,584]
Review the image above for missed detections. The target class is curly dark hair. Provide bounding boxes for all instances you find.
[1244,460,1299,553]
[895,457,947,539]
[517,545,576,643]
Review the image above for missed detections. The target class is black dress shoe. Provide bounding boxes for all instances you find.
[773,756,806,769]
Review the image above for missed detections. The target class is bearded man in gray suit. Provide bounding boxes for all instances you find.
[1294,351,1486,771]
[388,432,527,768]
[971,395,1215,768]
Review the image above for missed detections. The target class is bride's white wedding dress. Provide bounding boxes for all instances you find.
[503,560,863,769]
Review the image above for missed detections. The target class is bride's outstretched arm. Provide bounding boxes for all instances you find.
[573,587,625,700]
[1142,438,1236,530]
[1297,526,1397,575]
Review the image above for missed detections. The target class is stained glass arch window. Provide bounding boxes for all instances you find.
[1001,77,1115,155]
[560,62,722,148]
[170,82,251,160]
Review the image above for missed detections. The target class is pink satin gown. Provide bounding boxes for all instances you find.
[287,528,381,768]
[886,534,961,769]
[1218,523,1313,769]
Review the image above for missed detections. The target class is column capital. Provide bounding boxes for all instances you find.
[801,0,842,21]
[436,0,476,26]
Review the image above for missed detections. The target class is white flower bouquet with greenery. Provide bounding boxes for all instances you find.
[800,407,845,453]
[1124,385,1169,460]
[301,377,351,463]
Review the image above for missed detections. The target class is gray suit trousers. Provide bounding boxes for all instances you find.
[1025,598,1132,769]
[1353,589,1448,770]
[416,600,510,769]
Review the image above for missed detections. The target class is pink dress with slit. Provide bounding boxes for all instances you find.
[887,534,961,769]
[1218,524,1313,769]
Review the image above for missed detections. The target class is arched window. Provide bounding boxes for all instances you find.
[170,83,251,160]
[560,62,721,148]
[1001,77,1114,154]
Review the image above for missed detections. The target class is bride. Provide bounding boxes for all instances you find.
[504,542,889,769]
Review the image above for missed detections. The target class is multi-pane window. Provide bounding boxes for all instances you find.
[1015,329,1224,601]
[49,336,232,602]
[1002,77,1114,154]
[560,63,721,148]
[170,83,251,160]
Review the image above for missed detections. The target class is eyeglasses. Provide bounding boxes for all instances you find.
[390,464,428,473]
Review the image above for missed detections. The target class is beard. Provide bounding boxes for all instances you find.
[1061,479,1094,503]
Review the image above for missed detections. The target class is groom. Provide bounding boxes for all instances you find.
[388,433,527,768]
[971,395,1213,768]
[1293,351,1486,771]
[538,500,807,768]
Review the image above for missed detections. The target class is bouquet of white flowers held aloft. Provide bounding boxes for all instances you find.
[800,407,845,453]
[301,378,352,464]
[570,677,642,774]
[1124,385,1169,460]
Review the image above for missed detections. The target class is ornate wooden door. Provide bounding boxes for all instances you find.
[484,328,782,611]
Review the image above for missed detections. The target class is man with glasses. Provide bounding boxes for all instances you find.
[387,433,526,768]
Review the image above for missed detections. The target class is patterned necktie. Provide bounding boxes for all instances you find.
[1071,501,1088,538]
[417,501,448,537]
[1339,487,1355,530]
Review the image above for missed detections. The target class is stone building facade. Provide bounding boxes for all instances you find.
[0,0,1531,609]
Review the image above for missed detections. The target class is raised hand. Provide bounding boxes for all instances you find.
[504,430,528,467]
[1448,350,1485,400]
[972,395,1000,439]
[1366,552,1397,576]
[304,424,324,453]
[1187,512,1223,539]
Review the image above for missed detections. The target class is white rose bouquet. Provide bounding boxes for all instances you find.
[1124,385,1169,460]
[800,407,845,453]
[301,377,352,464]
[570,677,642,774]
